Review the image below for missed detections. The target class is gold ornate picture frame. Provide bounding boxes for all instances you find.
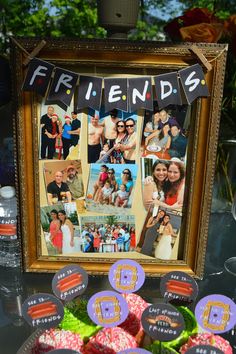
[11,38,227,277]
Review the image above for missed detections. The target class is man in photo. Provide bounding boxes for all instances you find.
[100,109,120,148]
[88,114,104,163]
[66,164,84,200]
[40,106,59,159]
[157,109,178,130]
[47,170,72,205]
[169,124,187,158]
[68,111,81,147]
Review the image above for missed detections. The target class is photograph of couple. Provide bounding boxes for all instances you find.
[86,163,137,213]
[40,203,80,256]
[137,206,181,260]
[87,108,138,164]
[141,104,190,162]
[141,157,185,211]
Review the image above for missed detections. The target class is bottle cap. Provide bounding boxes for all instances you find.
[0,186,16,199]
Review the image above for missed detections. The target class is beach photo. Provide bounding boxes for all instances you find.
[87,107,138,164]
[86,163,138,214]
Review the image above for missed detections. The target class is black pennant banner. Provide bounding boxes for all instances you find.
[178,64,210,104]
[104,78,128,113]
[23,57,209,111]
[22,58,54,96]
[46,67,78,110]
[154,72,182,109]
[76,75,103,111]
[128,77,153,111]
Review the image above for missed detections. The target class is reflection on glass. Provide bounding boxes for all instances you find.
[231,193,236,220]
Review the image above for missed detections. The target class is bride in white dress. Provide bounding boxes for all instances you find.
[155,214,174,260]
[58,210,75,254]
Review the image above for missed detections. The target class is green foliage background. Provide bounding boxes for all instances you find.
[1,0,236,203]
[1,0,236,51]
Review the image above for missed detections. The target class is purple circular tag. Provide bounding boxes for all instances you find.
[185,345,224,354]
[108,260,145,293]
[87,290,129,328]
[22,293,64,329]
[117,349,152,354]
[160,271,198,304]
[141,303,185,341]
[195,294,236,333]
[52,264,88,302]
[48,350,81,354]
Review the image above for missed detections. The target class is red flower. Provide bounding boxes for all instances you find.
[164,7,223,43]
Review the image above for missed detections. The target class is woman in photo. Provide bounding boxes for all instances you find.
[144,109,161,138]
[141,209,166,256]
[111,120,128,163]
[96,168,118,203]
[155,160,185,210]
[58,210,74,254]
[145,123,171,151]
[154,214,176,260]
[114,118,136,164]
[130,226,136,250]
[61,116,72,159]
[143,160,169,210]
[92,228,101,252]
[113,168,133,205]
[49,209,63,254]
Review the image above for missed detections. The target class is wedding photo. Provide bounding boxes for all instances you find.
[40,203,81,256]
[138,205,182,260]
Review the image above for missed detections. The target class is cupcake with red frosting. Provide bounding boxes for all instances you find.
[83,327,138,354]
[119,293,149,338]
[32,328,83,353]
[180,333,233,354]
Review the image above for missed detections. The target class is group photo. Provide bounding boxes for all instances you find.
[79,215,136,253]
[39,104,81,160]
[87,107,138,164]
[141,103,190,162]
[40,203,81,255]
[137,205,181,260]
[43,160,84,205]
[86,163,138,213]
[141,157,186,211]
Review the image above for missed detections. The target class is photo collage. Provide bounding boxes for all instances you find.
[39,101,190,261]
